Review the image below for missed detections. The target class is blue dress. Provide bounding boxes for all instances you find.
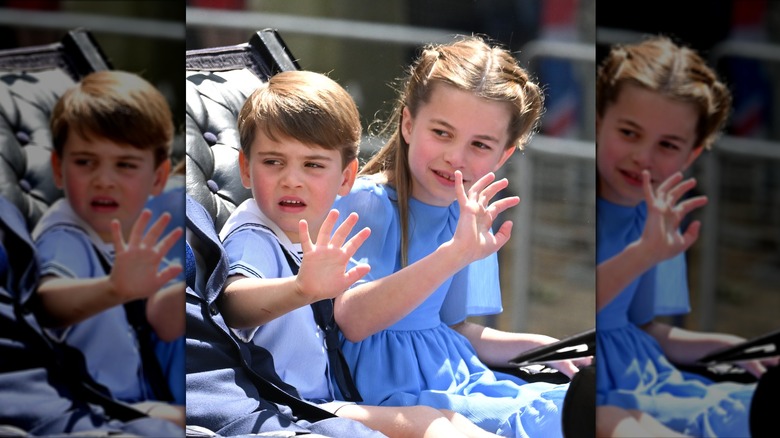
[333,178,568,438]
[596,197,756,437]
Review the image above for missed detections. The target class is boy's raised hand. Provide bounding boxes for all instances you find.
[640,170,708,263]
[109,209,183,302]
[296,209,371,302]
[452,170,520,263]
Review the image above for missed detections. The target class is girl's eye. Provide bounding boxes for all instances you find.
[472,142,491,150]
[432,129,449,138]
[618,128,637,138]
[659,141,680,151]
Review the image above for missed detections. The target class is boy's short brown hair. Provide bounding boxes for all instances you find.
[237,70,361,168]
[50,70,174,166]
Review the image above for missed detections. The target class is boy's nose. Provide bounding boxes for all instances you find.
[279,168,303,187]
[93,166,116,188]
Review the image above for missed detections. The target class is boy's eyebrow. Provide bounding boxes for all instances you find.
[257,150,335,161]
[431,118,501,143]
[70,151,146,161]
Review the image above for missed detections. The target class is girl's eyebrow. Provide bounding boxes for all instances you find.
[618,118,690,143]
[431,118,501,143]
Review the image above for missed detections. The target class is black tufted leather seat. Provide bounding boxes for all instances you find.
[0,29,111,230]
[185,29,300,233]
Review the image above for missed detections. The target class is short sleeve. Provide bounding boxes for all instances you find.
[629,251,691,325]
[440,252,503,325]
[35,227,103,279]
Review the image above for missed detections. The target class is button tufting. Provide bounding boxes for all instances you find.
[206,179,219,193]
[203,131,218,145]
[19,179,31,193]
[15,131,30,145]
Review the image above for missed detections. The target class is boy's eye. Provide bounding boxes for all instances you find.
[305,162,325,169]
[74,159,92,166]
[263,159,282,166]
[118,162,138,169]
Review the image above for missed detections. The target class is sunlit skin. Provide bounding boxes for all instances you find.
[51,130,169,242]
[239,131,357,243]
[401,82,515,206]
[596,83,703,206]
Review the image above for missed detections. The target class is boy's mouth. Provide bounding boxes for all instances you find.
[90,197,119,211]
[278,197,306,211]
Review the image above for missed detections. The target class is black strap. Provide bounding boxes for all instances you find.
[280,246,363,402]
[94,250,175,403]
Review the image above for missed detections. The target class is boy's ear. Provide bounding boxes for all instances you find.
[50,152,64,189]
[238,151,251,188]
[151,159,171,196]
[338,158,359,196]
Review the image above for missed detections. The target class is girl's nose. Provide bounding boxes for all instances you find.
[444,144,466,169]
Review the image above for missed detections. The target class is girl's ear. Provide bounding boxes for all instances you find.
[51,152,64,189]
[401,106,412,145]
[338,158,359,196]
[682,145,705,171]
[495,146,515,171]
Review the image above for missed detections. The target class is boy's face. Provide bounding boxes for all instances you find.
[596,84,703,206]
[402,83,515,207]
[239,131,357,243]
[52,130,169,242]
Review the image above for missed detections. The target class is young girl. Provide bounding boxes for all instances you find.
[594,35,774,437]
[331,35,584,438]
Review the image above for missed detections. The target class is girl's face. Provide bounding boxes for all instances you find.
[402,83,515,206]
[596,83,703,206]
[239,131,356,243]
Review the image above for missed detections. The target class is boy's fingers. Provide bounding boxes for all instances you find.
[331,212,358,248]
[111,219,125,249]
[343,227,371,258]
[156,265,184,288]
[317,209,340,245]
[343,264,371,287]
[299,219,313,253]
[128,209,153,247]
[154,227,184,258]
[143,212,173,247]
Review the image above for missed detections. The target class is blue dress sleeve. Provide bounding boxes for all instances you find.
[628,251,691,325]
[440,251,503,325]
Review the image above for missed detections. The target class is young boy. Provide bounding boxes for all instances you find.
[31,70,185,428]
[216,69,500,437]
[0,195,183,437]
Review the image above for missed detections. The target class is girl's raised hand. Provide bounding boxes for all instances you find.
[452,170,520,263]
[296,209,371,302]
[110,209,183,301]
[639,170,708,263]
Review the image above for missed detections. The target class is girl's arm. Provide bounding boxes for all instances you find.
[642,320,774,378]
[146,281,185,341]
[335,172,519,342]
[451,321,584,378]
[597,171,706,311]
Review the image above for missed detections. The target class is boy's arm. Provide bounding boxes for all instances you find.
[336,172,518,342]
[36,275,129,327]
[146,281,185,341]
[219,274,312,329]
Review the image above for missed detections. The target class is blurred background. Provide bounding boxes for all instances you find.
[598,0,780,340]
[0,0,185,168]
[186,0,597,340]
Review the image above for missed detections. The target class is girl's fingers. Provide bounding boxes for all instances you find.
[641,170,655,203]
[479,178,510,206]
[492,220,514,249]
[454,171,469,206]
[666,178,698,207]
[469,171,496,197]
[676,195,708,218]
[487,196,520,219]
[680,220,702,251]
[656,171,684,195]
